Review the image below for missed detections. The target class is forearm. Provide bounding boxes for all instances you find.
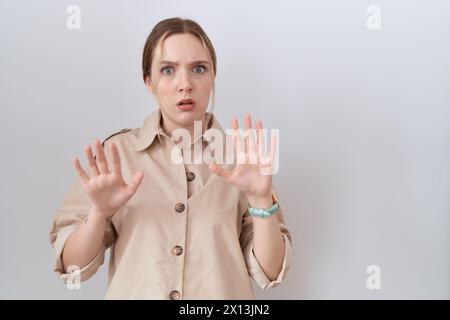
[61,206,108,273]
[247,195,285,281]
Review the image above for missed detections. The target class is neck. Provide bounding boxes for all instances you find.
[160,113,209,145]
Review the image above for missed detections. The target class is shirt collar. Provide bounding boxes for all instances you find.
[134,108,224,152]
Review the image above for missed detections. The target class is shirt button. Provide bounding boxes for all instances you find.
[169,290,181,300]
[175,202,185,213]
[172,245,183,256]
[186,171,195,182]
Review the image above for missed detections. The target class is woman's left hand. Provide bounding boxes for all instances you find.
[208,113,277,201]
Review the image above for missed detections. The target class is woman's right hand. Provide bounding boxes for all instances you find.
[73,139,144,220]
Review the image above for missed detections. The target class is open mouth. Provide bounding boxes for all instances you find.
[177,98,196,111]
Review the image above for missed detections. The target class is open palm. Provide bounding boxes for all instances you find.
[73,139,144,219]
[208,113,277,198]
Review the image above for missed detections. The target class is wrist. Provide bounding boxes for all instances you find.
[89,206,114,224]
[246,193,273,210]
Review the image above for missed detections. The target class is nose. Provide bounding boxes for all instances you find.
[177,69,193,93]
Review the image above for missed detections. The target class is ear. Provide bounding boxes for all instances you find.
[145,76,154,94]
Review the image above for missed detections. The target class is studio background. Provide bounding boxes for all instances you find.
[0,0,449,299]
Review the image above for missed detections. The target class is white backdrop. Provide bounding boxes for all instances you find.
[0,0,448,299]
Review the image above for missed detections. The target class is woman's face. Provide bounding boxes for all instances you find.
[145,33,214,135]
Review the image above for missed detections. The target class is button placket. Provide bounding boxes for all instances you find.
[170,157,187,301]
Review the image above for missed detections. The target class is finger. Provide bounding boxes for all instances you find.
[95,139,110,174]
[231,116,238,130]
[243,113,252,130]
[73,157,90,184]
[256,120,267,164]
[243,113,257,156]
[84,143,100,177]
[260,131,278,175]
[109,142,123,176]
[269,130,278,163]
[230,116,238,163]
[232,116,245,164]
[208,163,232,181]
[126,171,144,196]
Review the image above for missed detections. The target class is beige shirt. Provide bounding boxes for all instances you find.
[49,108,294,299]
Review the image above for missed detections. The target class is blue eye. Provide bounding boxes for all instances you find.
[193,65,207,73]
[161,66,174,75]
[160,64,207,75]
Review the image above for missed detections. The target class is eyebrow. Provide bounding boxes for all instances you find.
[159,60,210,66]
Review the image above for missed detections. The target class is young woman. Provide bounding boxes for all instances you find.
[49,17,293,299]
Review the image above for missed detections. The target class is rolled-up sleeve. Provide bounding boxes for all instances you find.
[239,190,294,290]
[49,174,116,284]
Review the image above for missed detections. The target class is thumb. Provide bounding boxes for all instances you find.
[208,164,232,180]
[126,171,144,196]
